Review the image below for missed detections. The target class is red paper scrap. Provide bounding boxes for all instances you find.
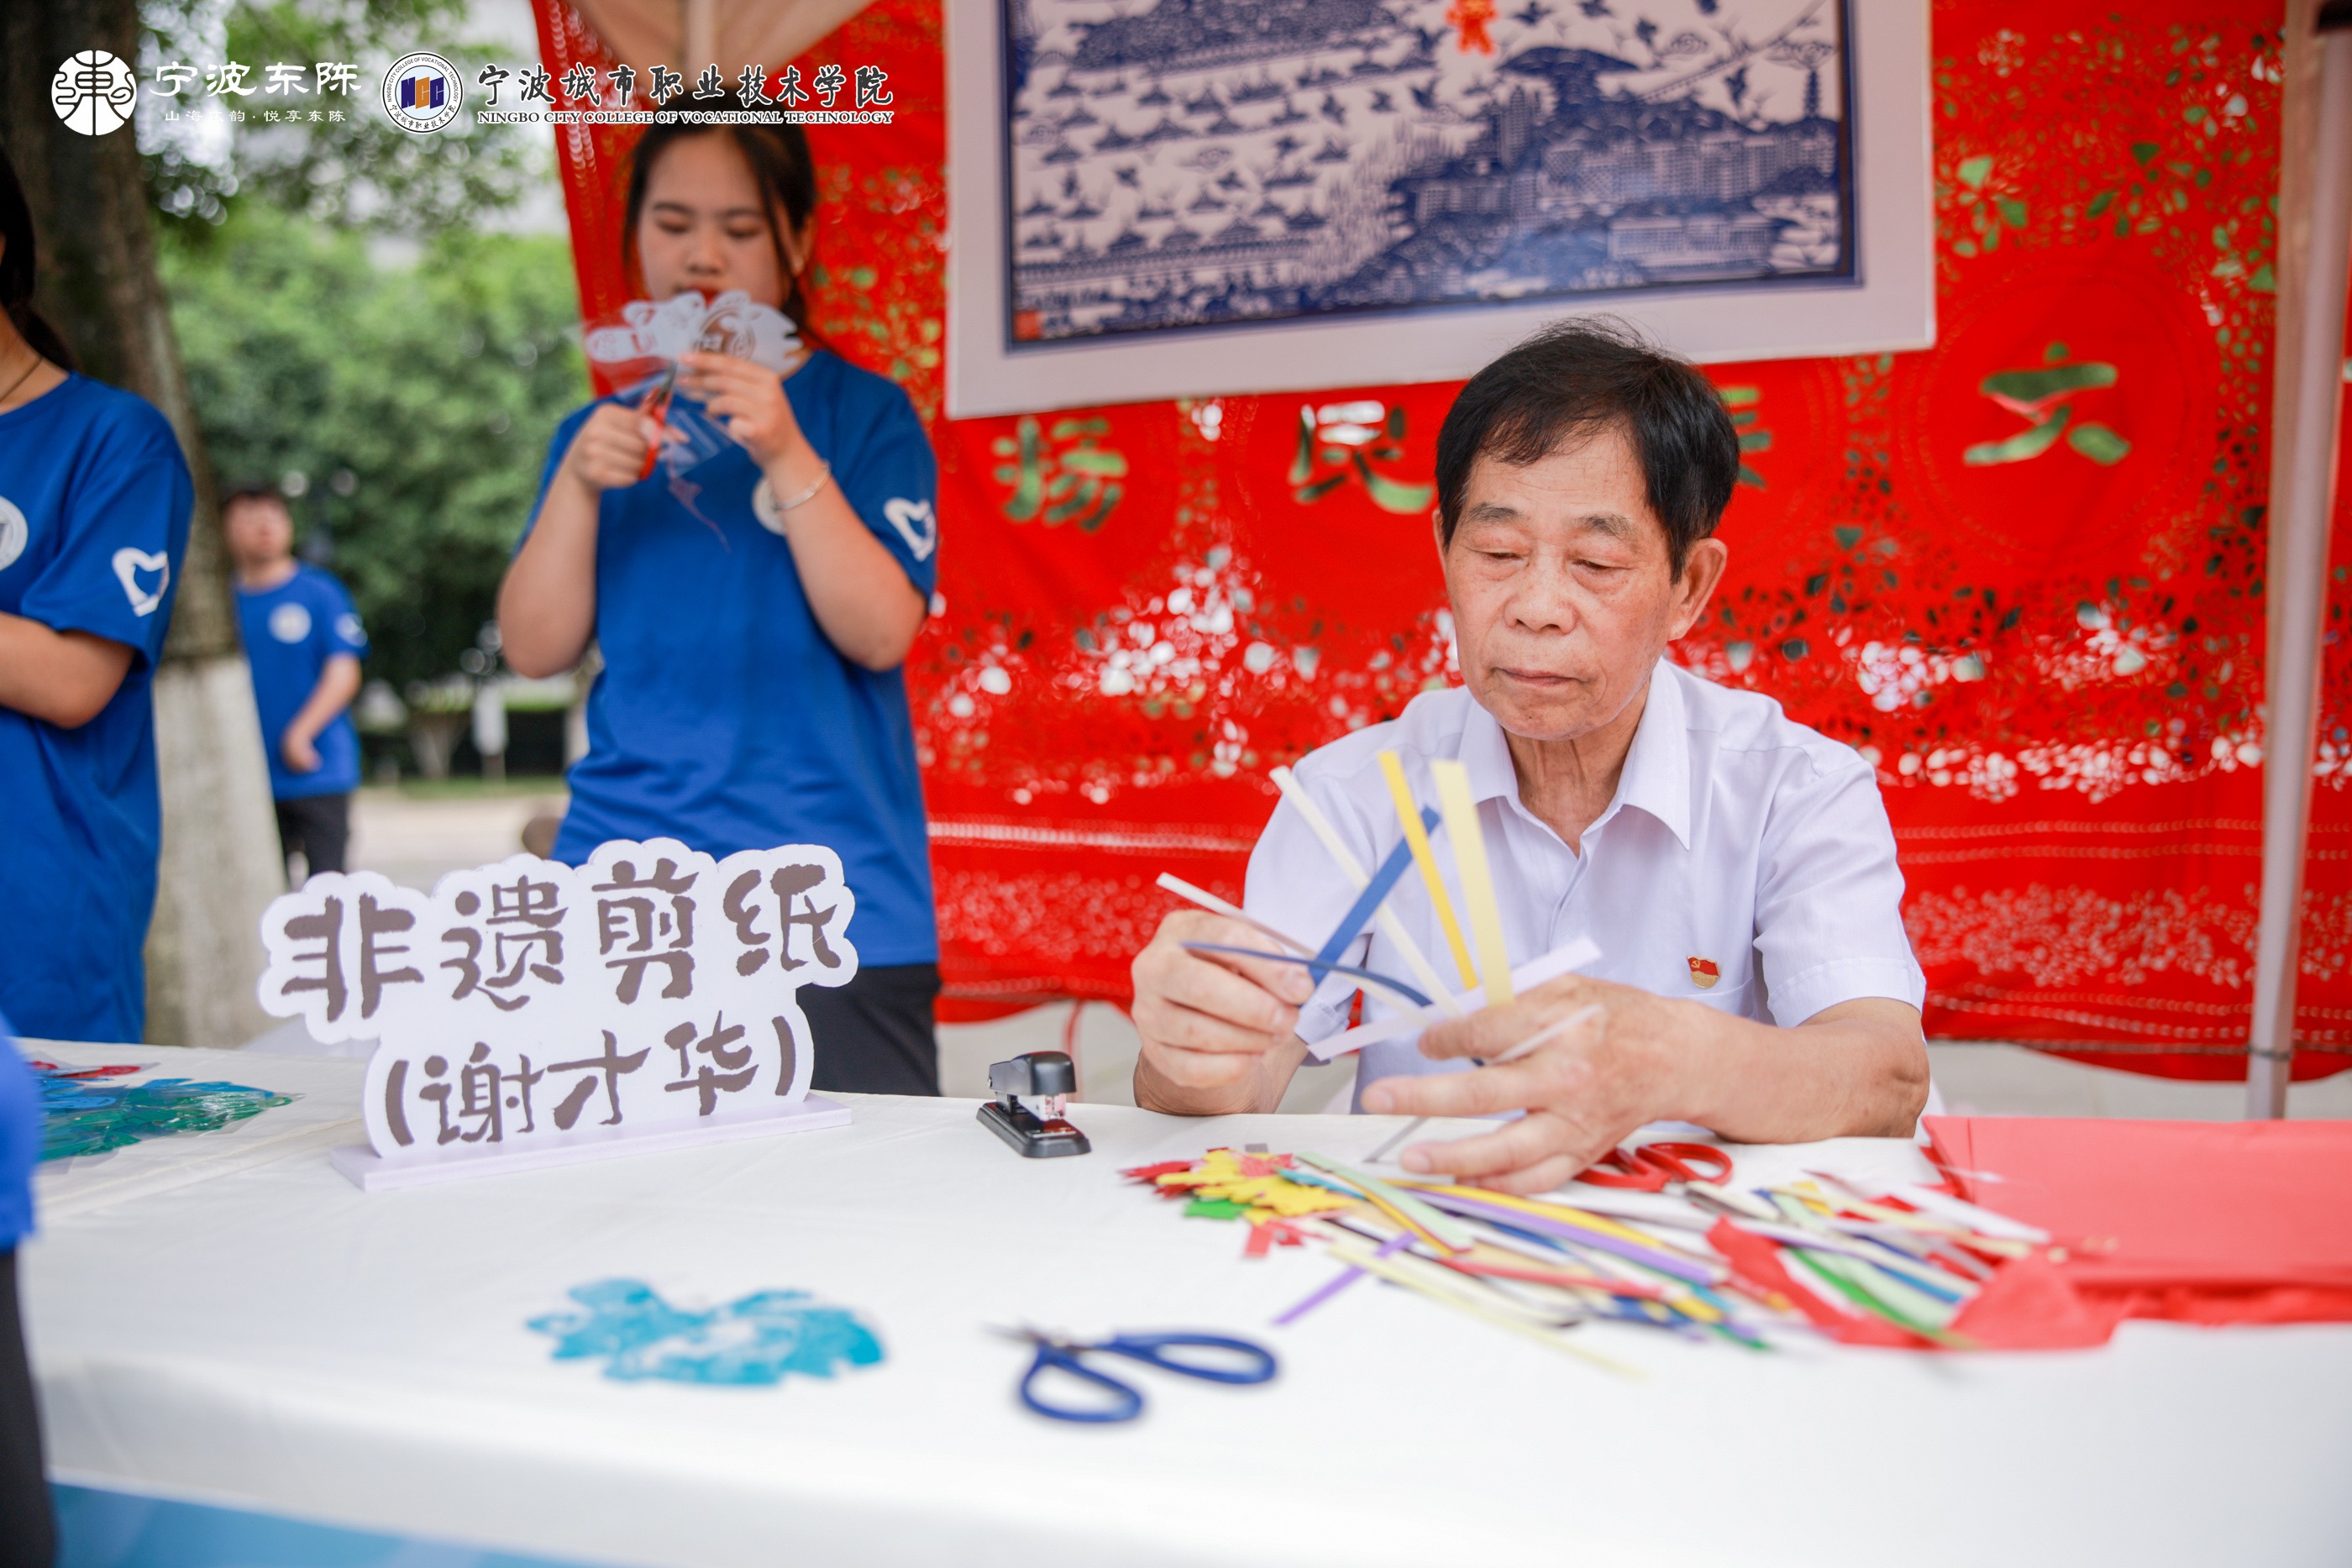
[1707,1219,1926,1349]
[1926,1117,2352,1290]
[1923,1116,2352,1346]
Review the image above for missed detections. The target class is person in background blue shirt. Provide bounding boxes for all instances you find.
[0,1010,53,1566]
[500,100,942,1097]
[0,144,192,1049]
[225,483,367,880]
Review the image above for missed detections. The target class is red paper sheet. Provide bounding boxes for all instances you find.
[1924,1117,2352,1347]
[1927,1117,2352,1288]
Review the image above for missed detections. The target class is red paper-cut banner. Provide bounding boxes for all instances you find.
[529,0,2349,1077]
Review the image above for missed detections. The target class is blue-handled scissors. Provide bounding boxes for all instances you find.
[995,1328,1278,1424]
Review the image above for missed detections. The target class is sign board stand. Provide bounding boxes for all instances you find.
[255,839,867,1192]
[327,1094,853,1192]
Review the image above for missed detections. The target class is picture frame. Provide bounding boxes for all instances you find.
[947,0,1930,418]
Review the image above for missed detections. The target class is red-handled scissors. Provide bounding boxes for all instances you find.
[634,361,680,480]
[1578,1141,1733,1191]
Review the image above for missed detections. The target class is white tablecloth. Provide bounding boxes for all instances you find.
[18,1042,2352,1567]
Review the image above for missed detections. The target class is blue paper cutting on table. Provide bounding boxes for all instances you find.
[529,1278,886,1385]
[31,1061,296,1161]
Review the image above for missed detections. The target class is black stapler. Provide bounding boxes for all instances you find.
[977,1051,1091,1158]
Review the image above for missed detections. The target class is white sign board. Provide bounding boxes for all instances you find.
[257,838,858,1190]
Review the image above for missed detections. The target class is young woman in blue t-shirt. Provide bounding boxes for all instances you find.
[0,145,192,1047]
[500,103,942,1095]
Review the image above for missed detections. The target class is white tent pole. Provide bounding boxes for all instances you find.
[2248,2,2352,1119]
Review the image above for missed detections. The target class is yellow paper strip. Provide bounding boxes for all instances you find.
[1377,751,1478,989]
[1430,759,1512,1006]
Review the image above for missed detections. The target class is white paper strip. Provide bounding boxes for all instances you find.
[1305,938,1602,1062]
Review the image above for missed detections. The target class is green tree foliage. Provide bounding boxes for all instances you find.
[142,0,536,233]
[164,212,589,689]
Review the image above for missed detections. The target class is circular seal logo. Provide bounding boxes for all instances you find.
[0,496,26,571]
[269,600,313,643]
[51,50,138,137]
[381,51,461,134]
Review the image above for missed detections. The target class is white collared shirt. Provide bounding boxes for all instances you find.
[1243,660,1926,1109]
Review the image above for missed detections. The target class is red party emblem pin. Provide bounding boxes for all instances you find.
[1688,957,1720,989]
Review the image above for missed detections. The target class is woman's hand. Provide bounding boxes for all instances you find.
[559,403,659,493]
[680,349,805,469]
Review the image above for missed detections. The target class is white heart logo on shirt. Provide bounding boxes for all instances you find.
[112,547,170,618]
[269,600,312,642]
[884,497,937,561]
[0,496,25,573]
[751,475,786,536]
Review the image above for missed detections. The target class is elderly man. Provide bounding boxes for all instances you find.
[1130,320,1929,1193]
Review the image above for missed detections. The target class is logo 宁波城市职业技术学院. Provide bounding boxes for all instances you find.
[381,51,461,134]
[51,50,138,137]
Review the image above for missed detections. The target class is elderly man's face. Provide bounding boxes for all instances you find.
[1440,422,1728,742]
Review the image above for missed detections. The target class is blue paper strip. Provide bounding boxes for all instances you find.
[1314,806,1441,968]
[1179,943,1433,1010]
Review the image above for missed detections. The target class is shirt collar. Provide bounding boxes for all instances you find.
[1460,659,1692,849]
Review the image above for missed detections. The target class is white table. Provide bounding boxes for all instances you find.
[20,1043,2352,1567]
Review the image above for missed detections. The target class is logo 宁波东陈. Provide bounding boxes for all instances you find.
[381,51,460,134]
[51,50,138,136]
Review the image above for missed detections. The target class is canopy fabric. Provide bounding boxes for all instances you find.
[528,0,2352,1078]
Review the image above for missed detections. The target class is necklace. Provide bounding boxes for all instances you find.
[0,349,44,409]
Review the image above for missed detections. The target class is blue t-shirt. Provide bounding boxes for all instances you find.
[526,349,941,965]
[0,1011,35,1250]
[236,564,369,799]
[0,375,192,1043]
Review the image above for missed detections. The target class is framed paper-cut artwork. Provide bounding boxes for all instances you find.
[947,0,1929,417]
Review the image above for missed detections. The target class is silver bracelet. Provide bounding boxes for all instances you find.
[778,461,832,511]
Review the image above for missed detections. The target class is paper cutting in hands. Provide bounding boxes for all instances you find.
[583,291,805,511]
[584,289,803,378]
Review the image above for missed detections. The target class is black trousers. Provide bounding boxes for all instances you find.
[804,962,940,1097]
[273,792,351,878]
[0,1251,52,1568]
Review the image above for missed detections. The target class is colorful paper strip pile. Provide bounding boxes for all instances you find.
[1121,1146,2059,1360]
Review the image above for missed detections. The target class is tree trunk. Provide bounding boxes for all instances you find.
[3,0,283,1046]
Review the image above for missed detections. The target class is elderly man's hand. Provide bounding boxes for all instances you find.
[1359,974,1689,1194]
[1130,910,1315,1115]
